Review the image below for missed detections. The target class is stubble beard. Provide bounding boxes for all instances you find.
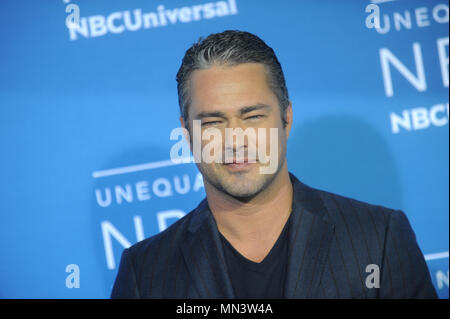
[197,147,287,202]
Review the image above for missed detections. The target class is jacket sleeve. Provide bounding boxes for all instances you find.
[379,209,437,298]
[110,248,141,299]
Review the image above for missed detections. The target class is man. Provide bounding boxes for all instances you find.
[111,30,437,298]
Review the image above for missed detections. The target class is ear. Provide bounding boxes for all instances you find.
[285,101,293,139]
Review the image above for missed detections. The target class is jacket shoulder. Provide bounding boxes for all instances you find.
[308,185,437,298]
[127,205,196,259]
[311,186,401,231]
[112,204,201,298]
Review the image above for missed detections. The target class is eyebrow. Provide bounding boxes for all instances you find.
[239,103,272,115]
[195,111,227,119]
[195,104,272,119]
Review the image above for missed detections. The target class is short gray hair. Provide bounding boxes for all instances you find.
[176,30,290,128]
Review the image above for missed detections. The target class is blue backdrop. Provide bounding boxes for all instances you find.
[0,0,448,299]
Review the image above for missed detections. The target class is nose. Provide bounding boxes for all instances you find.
[223,120,256,163]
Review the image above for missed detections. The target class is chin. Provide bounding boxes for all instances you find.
[218,172,275,200]
[222,184,262,199]
[199,159,283,200]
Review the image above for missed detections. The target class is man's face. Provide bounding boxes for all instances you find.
[183,63,291,199]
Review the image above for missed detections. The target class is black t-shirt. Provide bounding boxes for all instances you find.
[220,215,291,299]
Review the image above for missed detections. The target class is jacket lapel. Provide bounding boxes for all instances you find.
[284,175,335,298]
[180,199,235,298]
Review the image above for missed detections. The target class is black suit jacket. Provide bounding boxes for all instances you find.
[111,173,437,298]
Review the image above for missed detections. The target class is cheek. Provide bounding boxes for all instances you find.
[255,118,284,149]
[254,129,275,156]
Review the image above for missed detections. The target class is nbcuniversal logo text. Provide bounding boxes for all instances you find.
[65,0,238,41]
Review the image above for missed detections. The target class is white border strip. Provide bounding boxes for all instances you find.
[92,157,194,178]
[424,251,449,261]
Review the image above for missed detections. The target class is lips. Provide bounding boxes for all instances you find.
[229,158,249,164]
[223,159,256,172]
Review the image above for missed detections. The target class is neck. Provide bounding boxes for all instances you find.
[205,163,293,244]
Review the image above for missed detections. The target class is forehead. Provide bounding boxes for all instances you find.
[189,63,278,116]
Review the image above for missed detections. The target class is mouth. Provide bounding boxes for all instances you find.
[223,158,256,172]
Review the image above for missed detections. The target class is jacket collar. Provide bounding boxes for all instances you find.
[180,173,335,298]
